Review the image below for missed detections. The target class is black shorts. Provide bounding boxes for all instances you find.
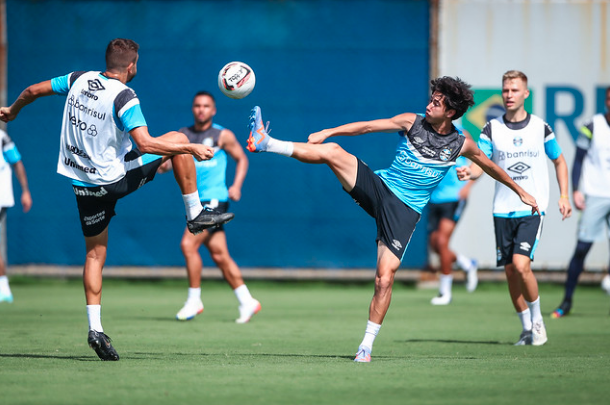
[201,200,229,234]
[493,215,544,266]
[73,150,163,237]
[347,159,421,261]
[427,200,466,233]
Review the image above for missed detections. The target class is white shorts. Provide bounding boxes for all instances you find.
[577,195,610,242]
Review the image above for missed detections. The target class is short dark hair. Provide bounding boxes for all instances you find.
[105,38,139,71]
[193,91,216,103]
[430,76,475,120]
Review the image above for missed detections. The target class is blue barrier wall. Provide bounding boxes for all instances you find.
[5,0,430,268]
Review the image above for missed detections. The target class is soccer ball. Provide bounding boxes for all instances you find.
[218,61,256,99]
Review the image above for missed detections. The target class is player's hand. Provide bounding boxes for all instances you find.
[0,107,16,123]
[228,185,241,201]
[157,160,172,174]
[520,191,540,215]
[190,144,214,161]
[21,190,32,213]
[308,129,331,144]
[558,196,572,220]
[573,190,586,211]
[456,166,471,181]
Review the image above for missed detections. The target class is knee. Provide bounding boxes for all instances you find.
[319,142,343,161]
[573,241,593,260]
[375,273,395,292]
[181,238,199,255]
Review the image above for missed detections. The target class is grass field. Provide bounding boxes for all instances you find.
[1,277,609,405]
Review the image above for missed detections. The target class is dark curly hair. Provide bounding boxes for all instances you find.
[430,76,475,120]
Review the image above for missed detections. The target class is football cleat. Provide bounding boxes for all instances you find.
[176,300,204,321]
[602,274,610,295]
[532,320,548,346]
[187,206,234,235]
[88,330,120,361]
[0,291,13,303]
[551,301,571,319]
[354,345,372,363]
[236,299,261,324]
[247,106,271,153]
[514,330,533,346]
[431,294,452,305]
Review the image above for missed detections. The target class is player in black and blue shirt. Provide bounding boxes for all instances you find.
[247,76,540,362]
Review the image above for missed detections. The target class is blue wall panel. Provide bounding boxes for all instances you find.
[5,0,430,268]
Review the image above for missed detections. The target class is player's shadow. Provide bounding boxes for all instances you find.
[400,338,508,345]
[0,353,101,362]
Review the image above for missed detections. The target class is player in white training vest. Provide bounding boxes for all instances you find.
[0,38,234,361]
[0,129,32,304]
[459,70,571,346]
[552,86,610,318]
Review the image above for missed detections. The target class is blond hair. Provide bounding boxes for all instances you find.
[502,70,528,85]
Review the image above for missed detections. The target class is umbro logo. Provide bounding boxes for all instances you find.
[507,162,530,174]
[520,242,531,252]
[392,239,403,251]
[88,79,106,92]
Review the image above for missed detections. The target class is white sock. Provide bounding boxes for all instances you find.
[0,275,11,295]
[87,305,103,332]
[439,274,453,296]
[266,138,294,157]
[517,308,532,332]
[234,284,254,306]
[359,320,381,350]
[183,191,203,220]
[456,254,473,271]
[187,287,201,302]
[526,296,543,324]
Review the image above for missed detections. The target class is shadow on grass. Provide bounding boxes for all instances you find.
[0,353,100,361]
[400,338,510,345]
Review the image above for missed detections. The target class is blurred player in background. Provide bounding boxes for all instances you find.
[0,38,234,361]
[459,70,571,346]
[247,76,540,362]
[159,91,260,323]
[0,129,32,303]
[428,148,478,306]
[552,86,610,318]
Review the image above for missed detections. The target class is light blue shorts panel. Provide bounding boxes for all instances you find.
[577,196,610,242]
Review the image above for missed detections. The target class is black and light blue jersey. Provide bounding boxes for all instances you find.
[179,124,228,202]
[375,115,465,213]
[51,71,147,185]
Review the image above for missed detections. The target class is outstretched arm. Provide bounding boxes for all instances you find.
[552,154,572,220]
[0,81,55,122]
[221,129,249,202]
[308,112,418,144]
[12,161,32,213]
[459,138,540,215]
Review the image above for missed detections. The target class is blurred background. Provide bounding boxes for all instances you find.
[1,0,608,275]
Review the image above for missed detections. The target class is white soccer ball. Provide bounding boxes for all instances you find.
[218,61,256,99]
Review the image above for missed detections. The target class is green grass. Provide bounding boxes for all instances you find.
[1,277,609,405]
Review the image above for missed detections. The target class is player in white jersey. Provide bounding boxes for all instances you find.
[552,86,610,318]
[459,70,571,346]
[247,76,540,362]
[0,38,234,361]
[0,129,32,303]
[159,91,260,323]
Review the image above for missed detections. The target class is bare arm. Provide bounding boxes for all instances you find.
[220,129,249,202]
[308,112,418,144]
[0,81,55,122]
[130,127,214,161]
[552,154,572,220]
[458,138,540,214]
[12,161,32,213]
